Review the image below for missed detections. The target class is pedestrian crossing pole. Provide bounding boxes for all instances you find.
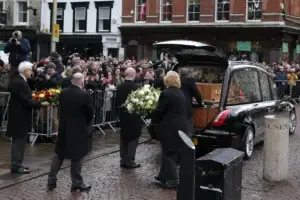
[50,0,57,53]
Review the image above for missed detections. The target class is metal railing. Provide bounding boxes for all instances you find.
[274,80,300,99]
[0,90,122,145]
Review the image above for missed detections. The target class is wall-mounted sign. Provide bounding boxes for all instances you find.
[52,24,60,42]
[237,41,251,52]
[296,44,300,54]
[282,42,288,53]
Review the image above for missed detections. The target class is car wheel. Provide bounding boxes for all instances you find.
[242,126,254,160]
[289,110,297,135]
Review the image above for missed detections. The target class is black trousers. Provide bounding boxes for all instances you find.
[11,135,27,169]
[48,155,83,187]
[158,148,178,181]
[120,138,139,164]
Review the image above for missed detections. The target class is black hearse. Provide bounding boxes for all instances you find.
[154,40,296,159]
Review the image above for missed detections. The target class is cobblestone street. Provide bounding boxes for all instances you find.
[1,125,300,199]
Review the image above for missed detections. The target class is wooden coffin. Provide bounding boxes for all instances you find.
[196,83,222,103]
[193,107,219,128]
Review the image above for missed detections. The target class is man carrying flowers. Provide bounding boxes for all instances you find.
[116,67,142,169]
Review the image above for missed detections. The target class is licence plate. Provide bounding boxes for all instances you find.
[193,138,198,146]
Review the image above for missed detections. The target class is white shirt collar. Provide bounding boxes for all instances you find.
[20,74,27,82]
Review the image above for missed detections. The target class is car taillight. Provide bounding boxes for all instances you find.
[211,109,232,126]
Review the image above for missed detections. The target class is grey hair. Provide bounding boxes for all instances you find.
[18,61,33,74]
[179,68,189,78]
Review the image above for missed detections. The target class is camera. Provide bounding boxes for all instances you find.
[11,38,17,44]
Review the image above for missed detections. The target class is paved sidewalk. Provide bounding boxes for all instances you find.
[0,128,150,189]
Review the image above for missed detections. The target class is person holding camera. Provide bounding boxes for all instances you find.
[4,31,31,78]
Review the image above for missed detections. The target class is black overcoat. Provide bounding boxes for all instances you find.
[6,75,41,138]
[116,80,142,141]
[55,85,94,161]
[181,77,203,118]
[151,87,188,152]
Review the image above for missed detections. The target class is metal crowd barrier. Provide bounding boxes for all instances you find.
[0,92,10,138]
[0,89,148,145]
[90,89,118,135]
[274,80,300,99]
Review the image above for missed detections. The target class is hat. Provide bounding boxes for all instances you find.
[46,62,56,70]
[50,52,60,58]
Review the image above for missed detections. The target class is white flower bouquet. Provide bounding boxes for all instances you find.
[125,84,161,116]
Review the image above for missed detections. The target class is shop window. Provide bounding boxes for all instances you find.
[160,0,172,22]
[247,0,262,21]
[187,0,200,21]
[216,0,230,21]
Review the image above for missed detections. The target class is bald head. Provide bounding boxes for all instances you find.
[124,67,136,80]
[72,72,85,88]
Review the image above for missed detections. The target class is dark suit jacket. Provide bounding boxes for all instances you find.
[116,80,142,141]
[55,85,94,161]
[6,75,41,138]
[152,78,165,91]
[180,77,203,118]
[151,87,187,152]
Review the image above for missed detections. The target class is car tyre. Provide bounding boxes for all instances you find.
[289,110,297,135]
[242,126,254,160]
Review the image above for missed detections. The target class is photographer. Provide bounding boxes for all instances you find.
[4,31,31,78]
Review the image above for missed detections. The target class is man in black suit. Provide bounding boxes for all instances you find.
[7,61,49,174]
[47,72,94,192]
[116,67,142,169]
[179,68,203,137]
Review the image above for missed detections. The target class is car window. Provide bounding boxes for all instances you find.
[259,71,272,101]
[226,68,261,106]
[269,76,278,100]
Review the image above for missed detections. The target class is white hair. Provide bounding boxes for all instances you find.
[18,61,33,74]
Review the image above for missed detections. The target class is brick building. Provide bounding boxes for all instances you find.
[120,0,300,63]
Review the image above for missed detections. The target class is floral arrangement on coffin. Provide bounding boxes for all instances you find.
[125,85,161,116]
[32,88,62,106]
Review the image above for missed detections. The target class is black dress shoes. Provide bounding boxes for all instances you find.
[47,183,57,191]
[71,184,91,192]
[120,162,141,169]
[10,167,30,174]
[154,176,165,183]
[160,180,178,189]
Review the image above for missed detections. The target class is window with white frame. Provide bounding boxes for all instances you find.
[247,0,262,20]
[74,7,86,32]
[57,8,63,31]
[136,0,147,22]
[98,7,110,31]
[187,0,200,21]
[216,0,230,21]
[160,0,172,22]
[17,1,28,23]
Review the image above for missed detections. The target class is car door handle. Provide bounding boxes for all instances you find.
[253,104,258,106]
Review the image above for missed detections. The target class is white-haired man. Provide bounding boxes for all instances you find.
[7,61,49,174]
[47,72,93,192]
[116,67,142,169]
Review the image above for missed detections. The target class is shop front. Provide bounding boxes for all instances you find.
[120,25,300,63]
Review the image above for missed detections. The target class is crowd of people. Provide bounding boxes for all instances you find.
[2,30,300,192]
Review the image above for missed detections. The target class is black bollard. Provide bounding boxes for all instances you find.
[177,130,195,200]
